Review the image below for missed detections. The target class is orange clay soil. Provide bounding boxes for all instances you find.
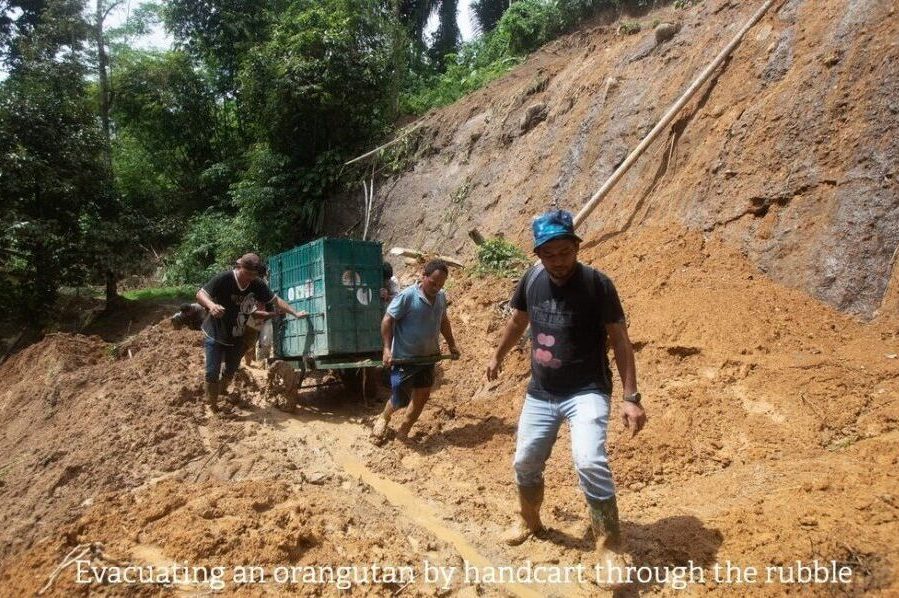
[0,225,895,597]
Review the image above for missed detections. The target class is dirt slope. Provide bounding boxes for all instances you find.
[0,225,896,596]
[350,0,898,318]
[1,0,898,596]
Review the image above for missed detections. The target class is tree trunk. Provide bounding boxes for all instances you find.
[105,268,123,309]
[96,0,112,166]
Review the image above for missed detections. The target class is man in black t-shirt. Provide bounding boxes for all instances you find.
[196,253,307,413]
[486,209,647,569]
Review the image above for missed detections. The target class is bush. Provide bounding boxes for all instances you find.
[401,0,652,114]
[617,20,641,35]
[400,40,522,113]
[163,212,244,285]
[494,0,564,56]
[472,237,531,278]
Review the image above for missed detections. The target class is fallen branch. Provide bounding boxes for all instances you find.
[38,543,98,595]
[388,247,464,268]
[193,443,228,482]
[391,579,414,596]
[345,124,422,166]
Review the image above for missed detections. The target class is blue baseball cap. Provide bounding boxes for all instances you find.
[532,209,582,250]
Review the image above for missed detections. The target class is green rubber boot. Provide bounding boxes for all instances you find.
[587,496,629,586]
[205,381,221,412]
[588,496,621,548]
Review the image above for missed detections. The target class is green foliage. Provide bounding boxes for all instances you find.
[446,178,472,224]
[493,0,564,56]
[429,0,460,69]
[618,20,641,35]
[399,0,440,49]
[1,0,89,69]
[0,20,116,324]
[111,49,223,221]
[163,212,243,285]
[471,0,507,35]
[163,0,284,95]
[472,238,530,278]
[401,39,522,113]
[111,50,217,173]
[3,0,665,331]
[228,144,333,256]
[379,127,427,175]
[402,0,650,114]
[239,0,401,165]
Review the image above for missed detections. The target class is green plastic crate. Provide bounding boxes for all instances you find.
[268,238,384,359]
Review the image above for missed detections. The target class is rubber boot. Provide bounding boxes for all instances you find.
[502,483,547,546]
[588,496,629,585]
[371,413,391,440]
[220,374,246,415]
[205,381,221,412]
[220,374,234,396]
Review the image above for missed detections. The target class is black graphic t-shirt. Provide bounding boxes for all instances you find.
[201,271,275,346]
[510,263,625,398]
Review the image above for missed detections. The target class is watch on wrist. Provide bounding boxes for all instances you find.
[623,392,642,405]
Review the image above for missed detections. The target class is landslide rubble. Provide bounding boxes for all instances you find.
[356,0,899,318]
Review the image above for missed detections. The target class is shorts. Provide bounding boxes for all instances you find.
[389,364,435,409]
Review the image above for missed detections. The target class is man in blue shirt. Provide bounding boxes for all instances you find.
[372,259,460,442]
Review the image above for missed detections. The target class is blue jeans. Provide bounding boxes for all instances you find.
[513,391,615,502]
[204,337,244,383]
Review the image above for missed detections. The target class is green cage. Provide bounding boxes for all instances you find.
[268,238,384,360]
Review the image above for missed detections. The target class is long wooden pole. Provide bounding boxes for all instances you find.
[573,0,778,229]
[344,124,422,166]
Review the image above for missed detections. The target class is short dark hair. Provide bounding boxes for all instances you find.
[423,259,449,277]
[382,262,393,279]
[179,303,193,312]
[236,252,265,273]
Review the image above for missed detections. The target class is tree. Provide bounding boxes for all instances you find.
[471,0,507,35]
[163,0,284,98]
[111,49,222,215]
[398,0,439,50]
[91,0,126,166]
[0,7,112,323]
[239,0,402,165]
[0,0,88,68]
[428,0,459,69]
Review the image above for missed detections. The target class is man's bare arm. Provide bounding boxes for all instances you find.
[274,296,307,319]
[606,321,637,396]
[486,309,529,381]
[606,321,646,436]
[440,312,460,358]
[381,313,395,367]
[196,288,224,318]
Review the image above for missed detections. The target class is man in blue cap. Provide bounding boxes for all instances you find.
[486,209,646,569]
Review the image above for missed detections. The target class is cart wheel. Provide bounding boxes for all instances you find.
[267,360,298,411]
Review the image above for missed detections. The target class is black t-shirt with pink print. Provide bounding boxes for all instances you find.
[201,270,275,346]
[510,263,625,399]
